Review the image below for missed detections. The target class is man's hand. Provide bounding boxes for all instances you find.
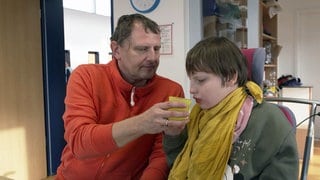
[112,101,190,147]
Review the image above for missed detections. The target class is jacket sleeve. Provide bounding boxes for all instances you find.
[258,129,299,180]
[63,66,119,158]
[163,128,188,167]
[140,133,170,180]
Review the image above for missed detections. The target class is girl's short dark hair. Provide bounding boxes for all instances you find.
[186,36,248,86]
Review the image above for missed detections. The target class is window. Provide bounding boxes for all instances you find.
[88,51,100,64]
[63,0,111,16]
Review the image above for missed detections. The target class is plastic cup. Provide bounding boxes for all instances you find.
[168,96,191,121]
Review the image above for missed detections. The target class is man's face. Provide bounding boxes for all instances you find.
[113,22,161,86]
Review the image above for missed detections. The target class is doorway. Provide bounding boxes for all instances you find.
[63,0,112,71]
[296,8,320,138]
[41,0,113,176]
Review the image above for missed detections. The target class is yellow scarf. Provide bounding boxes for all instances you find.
[168,81,262,180]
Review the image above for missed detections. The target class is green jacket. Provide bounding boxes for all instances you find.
[163,101,299,180]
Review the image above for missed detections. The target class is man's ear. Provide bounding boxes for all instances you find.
[110,41,120,59]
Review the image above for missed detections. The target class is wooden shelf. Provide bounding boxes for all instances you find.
[264,64,277,68]
[236,27,248,31]
[259,0,279,88]
[262,33,277,41]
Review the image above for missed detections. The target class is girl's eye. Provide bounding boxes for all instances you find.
[197,79,205,83]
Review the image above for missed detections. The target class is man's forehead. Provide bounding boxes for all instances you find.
[128,30,160,46]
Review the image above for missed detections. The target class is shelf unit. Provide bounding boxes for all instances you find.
[202,0,248,48]
[202,0,281,96]
[260,1,280,90]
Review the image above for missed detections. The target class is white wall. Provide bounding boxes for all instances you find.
[278,0,320,99]
[247,0,260,48]
[113,0,202,98]
[64,8,112,69]
[64,0,202,98]
[278,0,320,138]
[64,1,320,100]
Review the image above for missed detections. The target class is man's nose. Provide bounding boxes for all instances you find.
[147,48,159,60]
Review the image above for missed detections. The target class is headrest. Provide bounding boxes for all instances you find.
[241,48,266,86]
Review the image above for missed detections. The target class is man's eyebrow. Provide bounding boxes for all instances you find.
[134,45,149,49]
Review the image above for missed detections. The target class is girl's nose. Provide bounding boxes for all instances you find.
[189,84,196,95]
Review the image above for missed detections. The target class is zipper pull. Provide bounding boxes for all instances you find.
[130,87,135,106]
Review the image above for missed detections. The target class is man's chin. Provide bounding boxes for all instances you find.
[142,69,156,76]
[144,73,155,79]
[140,72,155,80]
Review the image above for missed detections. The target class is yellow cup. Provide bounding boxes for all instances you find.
[168,96,191,121]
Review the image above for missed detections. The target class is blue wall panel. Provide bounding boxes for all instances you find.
[41,0,66,175]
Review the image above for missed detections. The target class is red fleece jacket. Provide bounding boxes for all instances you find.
[56,59,184,180]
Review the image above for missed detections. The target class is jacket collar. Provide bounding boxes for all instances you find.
[109,58,158,104]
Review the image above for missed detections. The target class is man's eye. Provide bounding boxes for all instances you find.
[154,47,161,52]
[138,47,148,52]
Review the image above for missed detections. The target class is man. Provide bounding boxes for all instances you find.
[56,14,189,180]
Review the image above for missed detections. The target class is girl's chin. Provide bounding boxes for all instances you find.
[199,104,209,110]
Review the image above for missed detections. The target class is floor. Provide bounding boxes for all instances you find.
[44,140,320,180]
[302,138,320,180]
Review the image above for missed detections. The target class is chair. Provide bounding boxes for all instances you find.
[241,48,265,87]
[242,48,320,180]
[265,97,320,180]
[242,47,297,128]
[242,48,297,128]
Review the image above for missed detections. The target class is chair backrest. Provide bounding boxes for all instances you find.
[241,48,265,87]
[241,48,297,131]
[243,47,318,179]
[277,104,296,133]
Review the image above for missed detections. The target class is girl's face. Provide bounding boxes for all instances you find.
[189,71,238,109]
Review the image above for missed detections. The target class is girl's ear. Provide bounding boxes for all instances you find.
[226,73,238,87]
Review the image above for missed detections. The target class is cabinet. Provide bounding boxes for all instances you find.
[280,86,314,158]
[280,86,313,128]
